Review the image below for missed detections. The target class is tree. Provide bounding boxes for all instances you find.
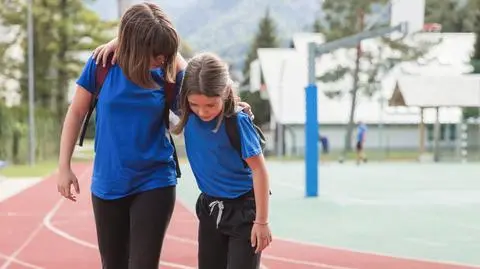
[242,7,279,85]
[0,0,116,161]
[0,0,116,122]
[241,7,279,127]
[424,0,476,32]
[313,0,429,153]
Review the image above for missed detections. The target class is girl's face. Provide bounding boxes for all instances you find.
[187,94,223,122]
[150,55,166,69]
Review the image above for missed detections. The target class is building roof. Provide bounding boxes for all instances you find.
[257,32,475,125]
[389,74,480,107]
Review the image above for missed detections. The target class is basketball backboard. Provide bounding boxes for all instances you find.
[390,0,425,36]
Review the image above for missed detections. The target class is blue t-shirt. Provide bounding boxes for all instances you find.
[357,124,367,142]
[184,112,262,199]
[76,56,183,200]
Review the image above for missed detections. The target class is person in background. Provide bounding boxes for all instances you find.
[356,121,368,165]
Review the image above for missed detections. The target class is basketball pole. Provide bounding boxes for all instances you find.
[305,22,408,198]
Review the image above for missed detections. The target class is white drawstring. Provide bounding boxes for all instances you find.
[208,200,224,229]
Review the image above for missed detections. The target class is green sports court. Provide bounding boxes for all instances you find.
[176,160,480,267]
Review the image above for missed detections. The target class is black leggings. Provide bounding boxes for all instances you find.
[91,186,175,269]
[196,191,261,269]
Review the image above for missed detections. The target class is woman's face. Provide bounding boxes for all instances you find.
[150,55,166,69]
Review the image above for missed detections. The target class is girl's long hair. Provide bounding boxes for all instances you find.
[172,52,236,134]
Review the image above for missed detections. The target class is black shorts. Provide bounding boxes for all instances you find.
[196,190,261,269]
[356,141,363,151]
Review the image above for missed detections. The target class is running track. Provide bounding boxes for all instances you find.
[0,163,478,269]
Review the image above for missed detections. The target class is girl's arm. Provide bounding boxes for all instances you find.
[176,52,188,71]
[93,37,188,74]
[245,155,270,224]
[236,113,271,252]
[245,154,272,253]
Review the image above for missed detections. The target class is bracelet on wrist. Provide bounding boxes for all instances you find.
[253,220,268,225]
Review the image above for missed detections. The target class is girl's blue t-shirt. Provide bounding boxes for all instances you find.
[184,112,262,199]
[76,56,183,200]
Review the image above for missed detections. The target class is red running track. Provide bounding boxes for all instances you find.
[0,163,478,269]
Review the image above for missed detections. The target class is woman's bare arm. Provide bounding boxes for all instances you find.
[58,86,93,171]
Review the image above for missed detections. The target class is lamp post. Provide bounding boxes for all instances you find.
[27,0,36,166]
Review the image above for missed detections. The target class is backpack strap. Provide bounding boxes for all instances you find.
[163,80,182,178]
[78,57,112,146]
[224,113,272,195]
[224,114,248,168]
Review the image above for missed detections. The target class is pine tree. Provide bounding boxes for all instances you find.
[424,0,475,32]
[312,18,322,33]
[242,7,279,84]
[238,7,279,127]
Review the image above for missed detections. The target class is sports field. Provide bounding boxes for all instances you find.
[1,160,479,268]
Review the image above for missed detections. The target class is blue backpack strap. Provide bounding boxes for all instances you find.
[225,113,272,195]
[224,114,248,168]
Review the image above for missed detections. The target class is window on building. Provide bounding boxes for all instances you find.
[449,124,457,141]
[440,124,446,140]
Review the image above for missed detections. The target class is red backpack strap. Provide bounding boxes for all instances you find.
[78,57,112,146]
[162,80,181,178]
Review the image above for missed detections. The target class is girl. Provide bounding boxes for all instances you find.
[57,3,186,269]
[172,52,272,269]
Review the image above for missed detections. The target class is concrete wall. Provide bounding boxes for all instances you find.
[271,123,476,157]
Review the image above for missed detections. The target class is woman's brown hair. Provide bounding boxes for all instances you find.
[172,52,237,134]
[116,2,179,88]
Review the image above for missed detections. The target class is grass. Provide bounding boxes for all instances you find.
[0,160,59,178]
[0,149,448,178]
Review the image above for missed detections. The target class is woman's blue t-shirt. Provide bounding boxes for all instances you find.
[184,112,262,199]
[76,56,183,200]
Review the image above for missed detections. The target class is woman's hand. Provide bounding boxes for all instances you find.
[250,222,272,253]
[235,96,254,119]
[57,168,80,202]
[92,38,118,67]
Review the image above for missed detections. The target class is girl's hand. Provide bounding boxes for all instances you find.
[92,38,118,67]
[57,168,80,202]
[250,222,272,253]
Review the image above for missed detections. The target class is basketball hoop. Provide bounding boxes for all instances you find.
[423,23,442,32]
[259,84,269,100]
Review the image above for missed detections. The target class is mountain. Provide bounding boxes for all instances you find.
[86,0,320,68]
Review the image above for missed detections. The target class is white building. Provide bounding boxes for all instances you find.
[252,32,480,156]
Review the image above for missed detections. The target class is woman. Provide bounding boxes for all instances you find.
[57,3,185,269]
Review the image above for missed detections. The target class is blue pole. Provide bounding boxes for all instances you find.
[306,42,318,197]
[303,24,407,197]
[305,84,318,197]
